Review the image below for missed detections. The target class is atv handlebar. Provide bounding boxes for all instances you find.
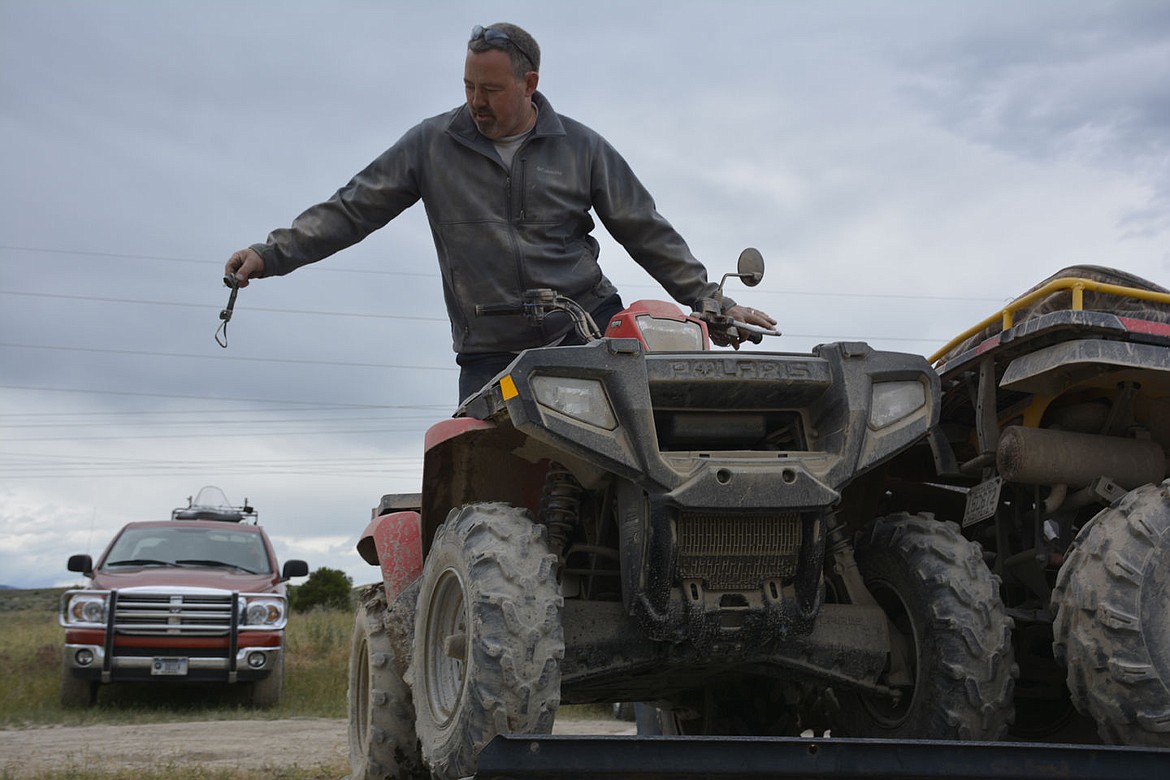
[476,289,602,342]
[728,319,781,339]
[473,249,778,348]
[475,302,525,316]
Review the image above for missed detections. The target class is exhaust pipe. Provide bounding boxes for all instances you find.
[996,426,1165,490]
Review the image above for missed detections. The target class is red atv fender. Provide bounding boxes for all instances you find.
[356,417,498,601]
[357,510,423,602]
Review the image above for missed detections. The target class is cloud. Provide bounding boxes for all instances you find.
[2,0,1169,588]
[898,2,1170,235]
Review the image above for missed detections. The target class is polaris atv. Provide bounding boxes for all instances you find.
[905,266,1170,747]
[347,250,1016,780]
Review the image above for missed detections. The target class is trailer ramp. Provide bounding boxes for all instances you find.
[476,734,1169,780]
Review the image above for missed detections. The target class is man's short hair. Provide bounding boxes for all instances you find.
[468,22,540,80]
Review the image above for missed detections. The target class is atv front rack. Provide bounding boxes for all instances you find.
[477,734,1170,780]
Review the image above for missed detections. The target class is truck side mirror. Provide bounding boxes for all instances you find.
[67,554,94,576]
[282,559,309,580]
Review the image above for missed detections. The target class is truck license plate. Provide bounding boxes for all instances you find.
[151,657,189,676]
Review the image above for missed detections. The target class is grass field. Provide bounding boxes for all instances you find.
[0,587,353,779]
[0,587,611,779]
[0,588,352,729]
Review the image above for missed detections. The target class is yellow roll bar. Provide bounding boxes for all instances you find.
[930,277,1170,366]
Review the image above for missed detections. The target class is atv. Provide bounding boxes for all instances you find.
[903,266,1170,747]
[346,250,1016,780]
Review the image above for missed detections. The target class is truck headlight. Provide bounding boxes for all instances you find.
[635,315,706,351]
[532,376,617,430]
[242,597,286,628]
[63,593,108,626]
[869,380,927,430]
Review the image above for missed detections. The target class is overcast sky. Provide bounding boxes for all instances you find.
[2,1,1168,589]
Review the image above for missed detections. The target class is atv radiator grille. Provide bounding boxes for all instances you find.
[675,513,803,590]
[113,592,236,636]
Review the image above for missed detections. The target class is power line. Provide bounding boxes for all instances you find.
[0,244,440,279]
[2,424,436,444]
[0,383,451,410]
[0,289,449,322]
[0,413,438,430]
[0,465,424,479]
[0,341,457,372]
[0,244,1006,302]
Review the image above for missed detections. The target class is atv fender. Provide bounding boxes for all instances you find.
[357,511,423,602]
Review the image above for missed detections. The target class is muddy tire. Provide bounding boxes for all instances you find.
[410,503,563,780]
[348,584,426,780]
[250,654,283,708]
[59,655,96,707]
[838,513,1016,739]
[1052,480,1170,747]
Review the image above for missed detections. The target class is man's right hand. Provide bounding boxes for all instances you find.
[225,248,264,288]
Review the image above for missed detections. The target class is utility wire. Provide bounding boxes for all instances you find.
[0,383,451,410]
[0,244,440,279]
[0,244,1007,302]
[0,341,457,372]
[0,289,448,322]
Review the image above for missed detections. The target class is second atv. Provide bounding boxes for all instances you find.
[903,265,1170,747]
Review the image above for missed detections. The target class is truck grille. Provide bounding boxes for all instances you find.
[676,512,803,590]
[113,592,236,636]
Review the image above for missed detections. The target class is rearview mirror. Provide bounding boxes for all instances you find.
[737,247,765,287]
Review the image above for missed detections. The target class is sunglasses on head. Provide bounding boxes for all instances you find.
[470,25,535,70]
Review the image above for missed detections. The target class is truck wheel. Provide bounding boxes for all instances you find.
[59,655,96,707]
[250,654,283,708]
[348,584,426,780]
[1052,480,1170,747]
[410,503,563,780]
[838,513,1016,740]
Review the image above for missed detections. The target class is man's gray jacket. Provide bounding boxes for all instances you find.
[252,91,724,355]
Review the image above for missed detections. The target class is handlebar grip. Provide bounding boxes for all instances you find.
[475,302,523,316]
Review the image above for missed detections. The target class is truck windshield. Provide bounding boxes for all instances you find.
[103,526,272,575]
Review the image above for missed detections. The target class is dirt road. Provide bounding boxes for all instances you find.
[0,717,634,777]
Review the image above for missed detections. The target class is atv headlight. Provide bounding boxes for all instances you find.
[242,596,286,628]
[62,592,108,626]
[635,315,706,351]
[869,380,927,430]
[532,375,617,430]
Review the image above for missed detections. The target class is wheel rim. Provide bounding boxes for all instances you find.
[423,566,469,728]
[860,577,920,728]
[356,636,370,748]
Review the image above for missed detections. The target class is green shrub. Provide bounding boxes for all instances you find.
[288,567,353,613]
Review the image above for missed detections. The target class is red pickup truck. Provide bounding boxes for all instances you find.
[59,487,308,707]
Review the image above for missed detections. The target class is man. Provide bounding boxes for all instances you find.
[225,22,776,401]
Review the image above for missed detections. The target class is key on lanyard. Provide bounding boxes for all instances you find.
[215,275,240,348]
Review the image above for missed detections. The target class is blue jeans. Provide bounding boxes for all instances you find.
[456,293,625,402]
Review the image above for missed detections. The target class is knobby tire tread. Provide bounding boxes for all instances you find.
[1052,480,1170,747]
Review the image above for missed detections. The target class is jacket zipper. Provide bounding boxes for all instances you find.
[507,154,531,293]
[518,157,528,222]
